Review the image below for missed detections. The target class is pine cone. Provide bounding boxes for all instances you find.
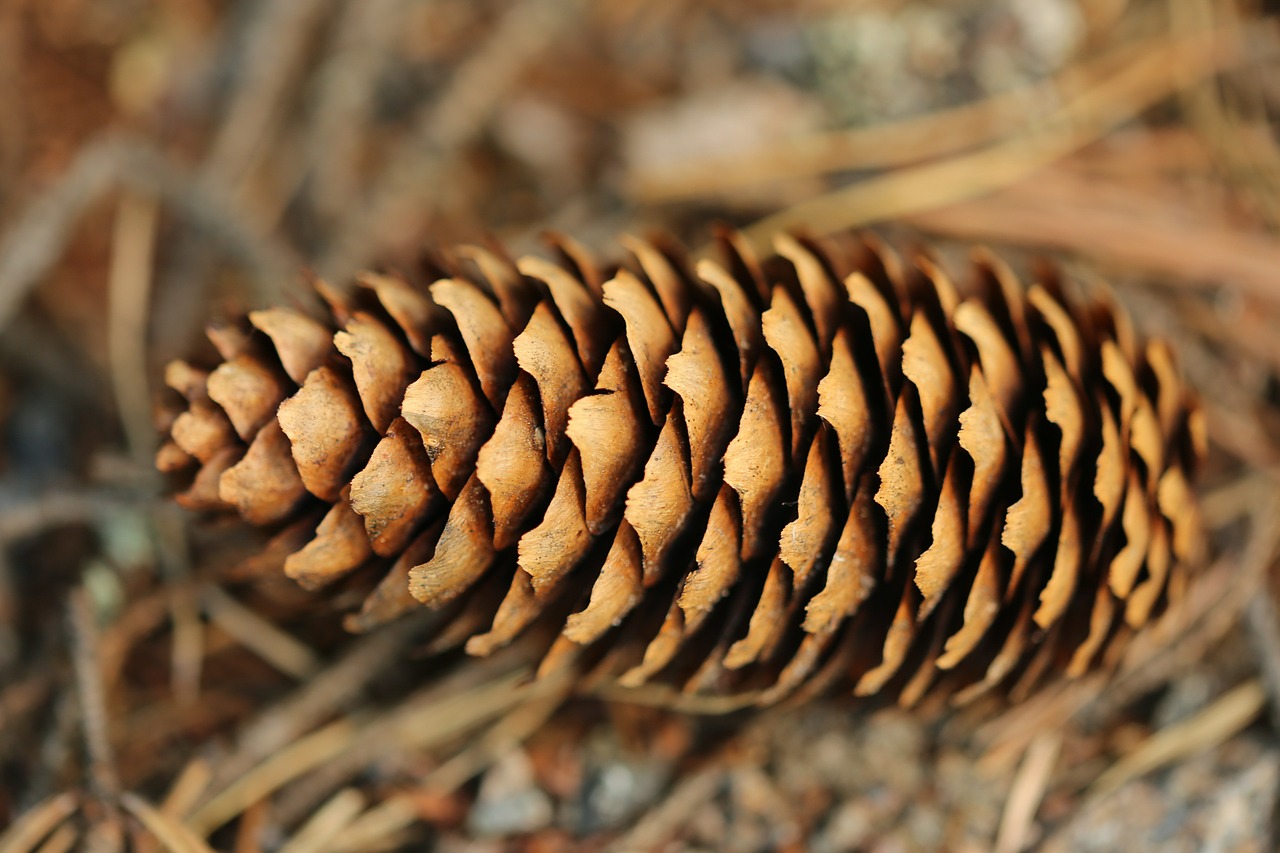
[156,230,1205,707]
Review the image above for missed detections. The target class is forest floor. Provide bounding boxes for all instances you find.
[3,0,1280,849]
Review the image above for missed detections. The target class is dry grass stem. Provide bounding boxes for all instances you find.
[1090,679,1266,797]
[68,590,122,819]
[202,586,322,680]
[188,717,361,838]
[994,732,1063,853]
[630,30,1158,202]
[0,792,78,853]
[106,192,160,460]
[608,766,725,852]
[120,793,217,853]
[319,0,589,278]
[1244,594,1280,731]
[907,165,1280,305]
[276,788,366,853]
[736,26,1250,254]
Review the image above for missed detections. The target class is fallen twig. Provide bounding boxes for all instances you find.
[68,589,122,829]
[994,732,1063,853]
[734,26,1253,256]
[1088,679,1265,797]
[0,792,78,853]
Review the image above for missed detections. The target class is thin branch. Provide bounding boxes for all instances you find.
[0,136,298,340]
[201,0,337,196]
[107,191,160,460]
[0,792,79,853]
[994,732,1062,853]
[0,489,149,543]
[1088,679,1266,797]
[206,613,431,793]
[68,588,123,832]
[733,26,1253,257]
[1244,594,1280,732]
[202,585,322,681]
[318,0,590,279]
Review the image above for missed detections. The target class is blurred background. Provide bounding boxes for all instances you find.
[3,0,1280,849]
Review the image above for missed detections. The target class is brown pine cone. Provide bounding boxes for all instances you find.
[156,230,1205,708]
